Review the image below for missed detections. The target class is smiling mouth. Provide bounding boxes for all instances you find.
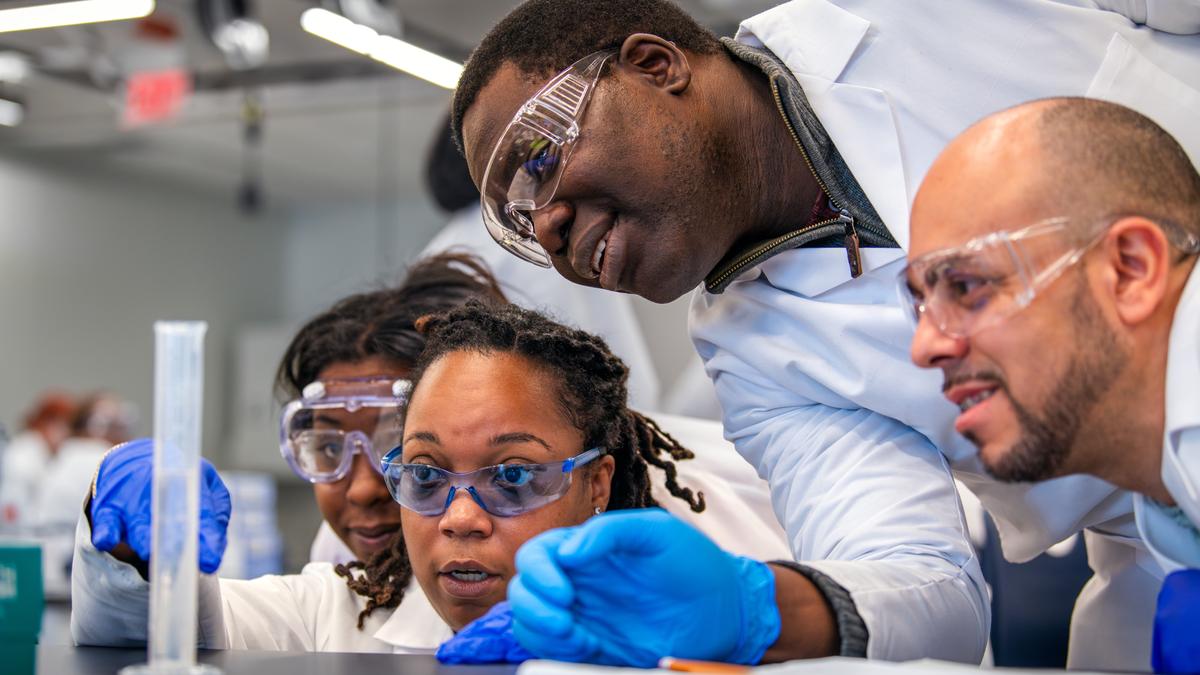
[958,389,996,412]
[348,525,400,547]
[590,231,610,278]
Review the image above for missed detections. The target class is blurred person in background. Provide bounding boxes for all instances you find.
[0,392,77,528]
[36,391,137,529]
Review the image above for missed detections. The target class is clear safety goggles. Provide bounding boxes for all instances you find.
[279,378,410,484]
[897,218,1113,339]
[379,447,604,517]
[479,49,617,268]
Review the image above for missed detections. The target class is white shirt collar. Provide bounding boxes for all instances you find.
[1162,266,1200,532]
[371,581,454,652]
[1134,494,1200,574]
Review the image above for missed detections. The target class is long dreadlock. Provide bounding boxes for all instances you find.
[342,300,706,628]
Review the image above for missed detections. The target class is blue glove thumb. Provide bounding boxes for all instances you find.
[436,601,536,664]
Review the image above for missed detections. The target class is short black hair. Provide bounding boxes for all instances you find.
[423,111,479,213]
[451,0,721,152]
[1034,97,1200,252]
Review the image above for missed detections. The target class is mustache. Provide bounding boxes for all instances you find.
[942,369,1006,394]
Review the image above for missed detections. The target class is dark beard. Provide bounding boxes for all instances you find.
[979,278,1129,483]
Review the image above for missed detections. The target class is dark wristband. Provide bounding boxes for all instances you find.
[770,560,869,658]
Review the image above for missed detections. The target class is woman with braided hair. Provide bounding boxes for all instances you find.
[348,299,715,632]
[72,286,788,654]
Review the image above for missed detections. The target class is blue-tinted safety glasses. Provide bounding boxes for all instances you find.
[380,447,604,517]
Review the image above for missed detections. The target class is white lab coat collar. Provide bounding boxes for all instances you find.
[1134,494,1200,575]
[370,581,454,652]
[735,0,869,84]
[735,0,912,298]
[1162,265,1200,526]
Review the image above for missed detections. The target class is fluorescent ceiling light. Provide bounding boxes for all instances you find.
[0,52,31,83]
[0,0,155,34]
[0,98,24,126]
[301,7,462,90]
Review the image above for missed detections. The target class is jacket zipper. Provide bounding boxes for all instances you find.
[708,216,843,290]
[769,77,864,278]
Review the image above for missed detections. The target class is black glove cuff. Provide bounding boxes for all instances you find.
[769,560,869,658]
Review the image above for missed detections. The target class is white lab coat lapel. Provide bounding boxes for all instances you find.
[370,581,454,653]
[1162,268,1200,528]
[736,0,912,298]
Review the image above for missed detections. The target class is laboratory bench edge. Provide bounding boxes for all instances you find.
[13,644,521,675]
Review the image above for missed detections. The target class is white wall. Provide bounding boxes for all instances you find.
[0,151,288,462]
[281,196,443,323]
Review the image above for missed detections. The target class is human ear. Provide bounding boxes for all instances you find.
[1102,217,1172,326]
[618,33,692,94]
[587,454,616,511]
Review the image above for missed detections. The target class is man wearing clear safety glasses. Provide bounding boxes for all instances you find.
[452,0,1200,669]
[906,97,1200,674]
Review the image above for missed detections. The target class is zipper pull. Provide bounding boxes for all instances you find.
[838,207,863,278]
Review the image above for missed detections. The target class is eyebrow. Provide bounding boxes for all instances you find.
[404,431,439,445]
[402,430,552,451]
[314,414,345,428]
[491,432,551,450]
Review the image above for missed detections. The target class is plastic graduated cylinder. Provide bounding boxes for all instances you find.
[121,321,221,675]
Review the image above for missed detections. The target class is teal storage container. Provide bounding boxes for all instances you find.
[0,541,42,641]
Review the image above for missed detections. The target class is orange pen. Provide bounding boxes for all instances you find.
[658,657,751,673]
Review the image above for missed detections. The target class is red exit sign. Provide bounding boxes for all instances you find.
[123,68,191,128]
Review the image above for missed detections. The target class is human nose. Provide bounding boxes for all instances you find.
[439,487,493,539]
[344,451,391,508]
[910,309,969,369]
[531,201,575,257]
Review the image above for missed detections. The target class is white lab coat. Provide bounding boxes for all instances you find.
[1136,266,1200,573]
[423,208,663,412]
[691,1,1200,670]
[0,431,50,526]
[72,412,792,650]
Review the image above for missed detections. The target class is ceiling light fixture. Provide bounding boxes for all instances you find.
[0,97,24,126]
[198,0,269,70]
[300,7,461,90]
[0,0,155,34]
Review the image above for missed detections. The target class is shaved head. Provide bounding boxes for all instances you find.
[1033,97,1200,247]
[918,97,1200,252]
[909,97,1200,493]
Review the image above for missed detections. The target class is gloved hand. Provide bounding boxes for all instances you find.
[90,437,231,574]
[507,508,780,666]
[436,601,536,664]
[1152,568,1200,674]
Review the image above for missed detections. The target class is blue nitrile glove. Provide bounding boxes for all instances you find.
[436,601,536,664]
[1152,568,1200,674]
[507,508,780,667]
[90,437,231,574]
